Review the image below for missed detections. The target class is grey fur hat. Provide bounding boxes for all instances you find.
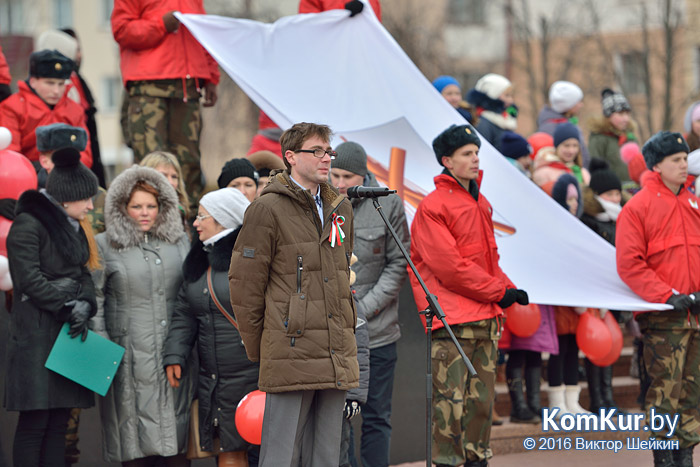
[433,124,481,166]
[642,131,689,170]
[104,165,184,249]
[36,123,87,153]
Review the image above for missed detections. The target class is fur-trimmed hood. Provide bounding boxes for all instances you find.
[182,228,240,283]
[588,115,639,139]
[104,165,184,249]
[14,189,89,266]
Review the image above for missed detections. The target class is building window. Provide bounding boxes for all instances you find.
[0,0,27,34]
[619,51,646,95]
[102,76,122,112]
[447,0,487,25]
[53,0,73,28]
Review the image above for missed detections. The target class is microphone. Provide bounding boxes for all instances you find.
[346,186,397,199]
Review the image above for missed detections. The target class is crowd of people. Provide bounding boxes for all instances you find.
[1,1,700,467]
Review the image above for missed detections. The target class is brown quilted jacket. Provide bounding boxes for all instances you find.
[229,170,359,393]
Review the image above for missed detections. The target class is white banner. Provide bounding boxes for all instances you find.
[176,9,667,311]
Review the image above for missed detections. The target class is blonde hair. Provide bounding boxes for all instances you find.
[140,151,190,214]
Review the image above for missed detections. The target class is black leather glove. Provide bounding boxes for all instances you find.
[344,0,363,16]
[0,83,11,103]
[0,198,17,221]
[666,293,694,313]
[498,288,528,308]
[514,289,529,305]
[343,400,361,419]
[690,292,700,316]
[66,299,91,341]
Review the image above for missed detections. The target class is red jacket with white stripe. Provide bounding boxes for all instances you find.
[409,172,514,331]
[617,172,700,305]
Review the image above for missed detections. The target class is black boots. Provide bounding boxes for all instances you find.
[673,447,694,467]
[586,359,622,414]
[524,365,542,415]
[507,370,540,424]
[652,449,675,467]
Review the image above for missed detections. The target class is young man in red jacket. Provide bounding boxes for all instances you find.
[410,124,528,467]
[112,0,220,208]
[616,131,700,467]
[0,50,92,169]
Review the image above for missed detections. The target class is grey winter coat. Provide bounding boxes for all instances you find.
[351,173,410,349]
[163,229,259,452]
[347,298,370,404]
[91,166,192,462]
[5,190,96,411]
[537,105,591,168]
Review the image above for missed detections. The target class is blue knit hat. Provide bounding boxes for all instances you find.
[432,75,460,93]
[553,122,580,147]
[500,131,531,160]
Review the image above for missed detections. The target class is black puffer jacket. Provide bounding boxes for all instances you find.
[163,229,259,452]
[5,190,96,411]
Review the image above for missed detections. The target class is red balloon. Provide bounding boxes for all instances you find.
[506,303,541,337]
[576,312,612,360]
[235,390,266,445]
[0,149,37,199]
[589,312,623,367]
[0,217,10,257]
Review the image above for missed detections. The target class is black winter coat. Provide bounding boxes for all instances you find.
[4,190,96,411]
[163,229,259,452]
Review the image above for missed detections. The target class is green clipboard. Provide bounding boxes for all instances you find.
[45,323,125,397]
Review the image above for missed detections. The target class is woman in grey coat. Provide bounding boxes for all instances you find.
[91,165,191,466]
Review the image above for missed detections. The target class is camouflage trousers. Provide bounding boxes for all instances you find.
[126,79,203,206]
[642,324,700,448]
[432,319,499,465]
[65,407,81,464]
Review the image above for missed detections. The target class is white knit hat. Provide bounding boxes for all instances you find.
[549,81,584,113]
[36,30,78,62]
[475,73,512,100]
[199,188,250,230]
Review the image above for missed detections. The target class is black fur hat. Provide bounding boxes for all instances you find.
[642,131,689,170]
[432,124,481,166]
[36,123,87,153]
[29,50,73,79]
[46,148,98,202]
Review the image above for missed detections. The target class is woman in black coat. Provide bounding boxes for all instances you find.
[5,148,99,466]
[163,188,259,467]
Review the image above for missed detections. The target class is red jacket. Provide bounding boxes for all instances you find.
[111,0,220,86]
[409,173,513,331]
[0,81,92,167]
[0,43,10,85]
[617,172,700,305]
[298,0,382,21]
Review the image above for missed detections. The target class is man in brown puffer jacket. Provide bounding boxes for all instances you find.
[229,122,358,466]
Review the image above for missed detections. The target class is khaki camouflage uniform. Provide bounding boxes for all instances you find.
[126,79,203,208]
[432,318,500,465]
[638,311,700,448]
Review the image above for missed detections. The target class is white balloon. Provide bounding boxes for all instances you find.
[0,127,11,151]
[0,255,7,276]
[0,272,11,291]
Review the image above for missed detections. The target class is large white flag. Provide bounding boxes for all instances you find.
[176,9,666,311]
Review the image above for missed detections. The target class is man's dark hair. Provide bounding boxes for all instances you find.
[280,122,332,169]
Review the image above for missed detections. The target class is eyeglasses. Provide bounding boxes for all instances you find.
[195,214,212,222]
[295,148,337,160]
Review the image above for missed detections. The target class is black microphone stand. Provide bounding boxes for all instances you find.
[367,195,477,467]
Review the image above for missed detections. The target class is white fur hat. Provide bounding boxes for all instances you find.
[199,188,250,230]
[36,30,78,62]
[475,73,512,100]
[549,81,584,114]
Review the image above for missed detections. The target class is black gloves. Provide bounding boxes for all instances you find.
[343,399,361,419]
[666,293,694,313]
[497,288,529,309]
[689,292,700,316]
[344,0,363,16]
[0,83,11,103]
[66,300,92,341]
[0,198,17,221]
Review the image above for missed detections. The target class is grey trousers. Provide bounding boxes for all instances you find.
[259,389,346,467]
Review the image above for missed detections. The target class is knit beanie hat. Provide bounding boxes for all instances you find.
[29,50,73,79]
[601,88,631,117]
[553,122,580,147]
[642,131,689,170]
[36,123,87,153]
[627,152,649,184]
[551,173,581,216]
[46,148,98,202]
[683,101,700,133]
[527,132,554,160]
[589,158,622,195]
[475,73,512,100]
[432,75,460,93]
[500,131,531,160]
[332,141,368,176]
[217,158,259,189]
[36,30,78,62]
[433,124,481,166]
[199,187,250,230]
[549,81,583,114]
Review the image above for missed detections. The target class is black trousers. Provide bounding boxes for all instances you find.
[13,408,71,467]
[547,334,579,386]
